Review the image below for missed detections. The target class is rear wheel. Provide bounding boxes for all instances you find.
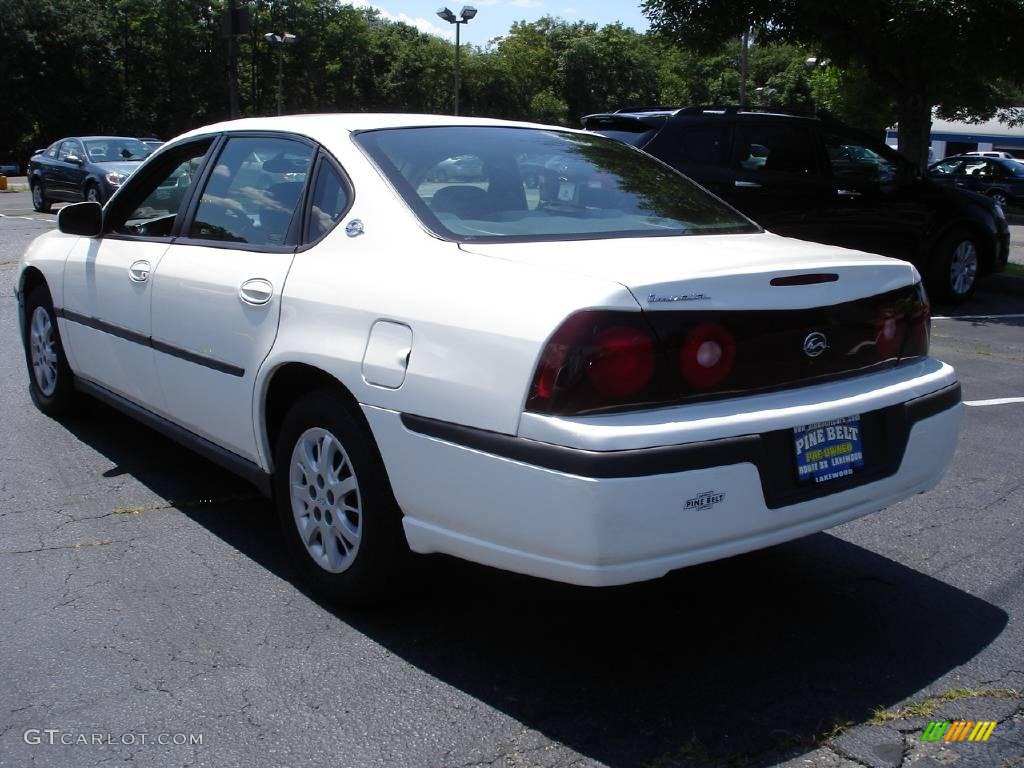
[987,190,1008,208]
[23,284,76,416]
[31,181,51,213]
[930,229,979,304]
[273,389,407,605]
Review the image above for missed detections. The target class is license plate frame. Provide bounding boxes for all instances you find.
[793,415,865,485]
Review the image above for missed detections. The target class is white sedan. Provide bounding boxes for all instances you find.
[16,114,962,603]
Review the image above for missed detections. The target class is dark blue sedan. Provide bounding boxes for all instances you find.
[28,136,152,211]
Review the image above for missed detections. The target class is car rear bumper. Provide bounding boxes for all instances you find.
[363,363,961,587]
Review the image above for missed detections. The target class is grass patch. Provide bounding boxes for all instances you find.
[870,688,1020,724]
[1005,262,1024,278]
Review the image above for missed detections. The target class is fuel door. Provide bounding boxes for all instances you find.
[362,320,413,389]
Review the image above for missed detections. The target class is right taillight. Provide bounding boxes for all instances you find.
[901,281,930,359]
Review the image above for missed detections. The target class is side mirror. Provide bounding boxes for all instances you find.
[65,154,84,165]
[58,202,103,237]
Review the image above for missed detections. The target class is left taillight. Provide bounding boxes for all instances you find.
[526,311,660,415]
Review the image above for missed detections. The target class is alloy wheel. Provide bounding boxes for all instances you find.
[32,184,43,209]
[29,305,59,397]
[950,240,978,297]
[289,427,362,574]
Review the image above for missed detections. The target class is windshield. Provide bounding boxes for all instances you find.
[354,126,757,242]
[84,138,151,162]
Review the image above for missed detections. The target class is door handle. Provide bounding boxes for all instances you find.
[128,260,151,282]
[734,180,762,188]
[239,278,274,306]
[836,188,862,198]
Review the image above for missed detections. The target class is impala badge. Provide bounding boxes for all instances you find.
[647,293,711,303]
[803,332,828,358]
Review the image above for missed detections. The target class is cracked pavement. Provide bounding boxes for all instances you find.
[1,210,1023,767]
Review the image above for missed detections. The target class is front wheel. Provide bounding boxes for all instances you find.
[273,390,407,605]
[23,284,76,416]
[930,229,979,304]
[85,184,101,204]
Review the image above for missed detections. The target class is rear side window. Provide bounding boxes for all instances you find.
[732,123,818,176]
[677,125,732,167]
[306,162,350,242]
[190,136,315,246]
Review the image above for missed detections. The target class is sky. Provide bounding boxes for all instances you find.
[351,0,650,44]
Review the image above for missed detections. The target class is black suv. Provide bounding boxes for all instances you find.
[583,106,1010,303]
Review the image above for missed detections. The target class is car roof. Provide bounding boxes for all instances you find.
[583,105,822,126]
[172,113,572,145]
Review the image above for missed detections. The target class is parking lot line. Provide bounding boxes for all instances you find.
[963,397,1024,407]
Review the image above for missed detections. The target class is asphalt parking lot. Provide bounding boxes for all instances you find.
[0,191,1022,768]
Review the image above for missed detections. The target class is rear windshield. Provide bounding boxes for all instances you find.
[354,126,757,243]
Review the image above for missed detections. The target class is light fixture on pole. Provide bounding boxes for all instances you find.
[263,32,297,116]
[436,6,477,115]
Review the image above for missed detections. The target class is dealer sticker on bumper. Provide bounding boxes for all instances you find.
[793,415,865,484]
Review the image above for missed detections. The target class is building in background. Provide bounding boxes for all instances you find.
[887,114,1024,161]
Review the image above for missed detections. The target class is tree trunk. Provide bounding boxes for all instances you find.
[896,91,932,173]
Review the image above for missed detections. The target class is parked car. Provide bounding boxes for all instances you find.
[927,154,1024,211]
[17,114,962,604]
[28,136,152,211]
[139,136,165,151]
[583,106,1010,303]
[963,151,1019,160]
[0,159,21,176]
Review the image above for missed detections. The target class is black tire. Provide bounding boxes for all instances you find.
[85,183,102,204]
[31,180,52,213]
[273,389,407,605]
[987,190,1009,209]
[23,284,76,417]
[928,228,980,305]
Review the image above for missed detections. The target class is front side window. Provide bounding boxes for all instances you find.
[732,123,818,176]
[109,140,213,238]
[355,126,756,242]
[57,141,78,162]
[189,136,315,246]
[824,134,899,186]
[929,158,964,177]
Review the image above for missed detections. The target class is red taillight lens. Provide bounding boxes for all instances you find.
[902,283,930,358]
[680,323,736,390]
[527,311,658,414]
[874,283,930,361]
[587,326,656,397]
[874,309,906,359]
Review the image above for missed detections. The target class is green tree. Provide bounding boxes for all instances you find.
[642,0,1024,169]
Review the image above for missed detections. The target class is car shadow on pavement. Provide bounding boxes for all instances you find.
[62,398,1009,768]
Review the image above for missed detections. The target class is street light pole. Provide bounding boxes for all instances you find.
[436,6,477,116]
[263,32,297,116]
